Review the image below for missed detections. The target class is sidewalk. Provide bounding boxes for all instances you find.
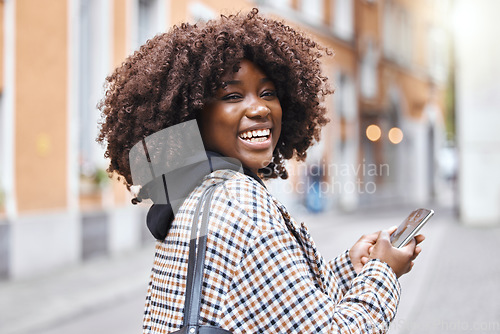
[0,243,156,334]
[301,206,500,334]
[1,205,498,334]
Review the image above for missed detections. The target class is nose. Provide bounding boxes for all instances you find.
[245,103,271,118]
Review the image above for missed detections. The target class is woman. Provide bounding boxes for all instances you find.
[97,9,423,333]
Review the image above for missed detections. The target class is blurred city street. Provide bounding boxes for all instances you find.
[1,204,499,334]
[1,0,500,333]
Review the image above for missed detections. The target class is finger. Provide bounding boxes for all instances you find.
[388,225,398,235]
[415,246,422,255]
[414,234,425,245]
[412,246,422,260]
[378,229,391,241]
[362,231,380,243]
[361,256,369,265]
[368,245,374,254]
[368,230,382,241]
[401,238,417,254]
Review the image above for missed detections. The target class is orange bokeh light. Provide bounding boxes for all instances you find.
[366,124,381,141]
[388,127,404,144]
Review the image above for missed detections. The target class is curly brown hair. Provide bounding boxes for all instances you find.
[97,8,331,190]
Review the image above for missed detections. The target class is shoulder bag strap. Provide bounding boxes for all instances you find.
[183,185,217,329]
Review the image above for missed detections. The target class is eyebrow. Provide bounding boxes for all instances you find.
[223,78,271,87]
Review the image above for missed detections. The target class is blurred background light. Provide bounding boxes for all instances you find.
[388,127,403,144]
[366,124,381,142]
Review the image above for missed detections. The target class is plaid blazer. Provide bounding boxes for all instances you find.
[143,170,401,333]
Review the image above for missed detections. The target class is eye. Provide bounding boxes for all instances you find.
[261,90,277,99]
[221,93,243,101]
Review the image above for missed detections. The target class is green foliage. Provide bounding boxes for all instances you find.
[445,70,456,142]
[79,167,111,194]
[93,168,110,188]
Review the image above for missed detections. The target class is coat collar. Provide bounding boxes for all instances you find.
[146,151,263,240]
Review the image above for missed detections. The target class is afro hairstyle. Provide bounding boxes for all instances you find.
[97,8,332,191]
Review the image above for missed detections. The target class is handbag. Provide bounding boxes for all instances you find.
[171,184,232,334]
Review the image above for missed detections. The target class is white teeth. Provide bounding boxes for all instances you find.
[239,128,271,140]
[249,137,266,143]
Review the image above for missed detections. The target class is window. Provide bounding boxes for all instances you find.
[0,93,4,212]
[134,0,167,49]
[382,0,395,58]
[138,0,155,45]
[383,1,413,66]
[398,9,413,65]
[427,25,448,82]
[136,0,167,47]
[267,0,292,9]
[335,73,357,122]
[334,72,357,156]
[333,72,359,209]
[360,40,378,99]
[300,0,323,25]
[333,0,354,41]
[78,0,110,181]
[1,0,16,215]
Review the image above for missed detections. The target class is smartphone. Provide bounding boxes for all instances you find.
[390,208,434,248]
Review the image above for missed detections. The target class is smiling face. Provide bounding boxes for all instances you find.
[198,59,282,174]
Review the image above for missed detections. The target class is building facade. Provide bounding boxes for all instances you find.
[260,0,451,213]
[454,0,500,226]
[0,0,450,280]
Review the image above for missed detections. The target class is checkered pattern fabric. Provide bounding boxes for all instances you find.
[143,170,401,333]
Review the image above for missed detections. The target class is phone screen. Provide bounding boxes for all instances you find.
[390,208,434,248]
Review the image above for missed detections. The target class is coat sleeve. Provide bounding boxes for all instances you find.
[218,225,400,333]
[326,250,358,301]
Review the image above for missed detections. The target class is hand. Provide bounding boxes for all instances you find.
[369,227,425,278]
[349,232,379,274]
